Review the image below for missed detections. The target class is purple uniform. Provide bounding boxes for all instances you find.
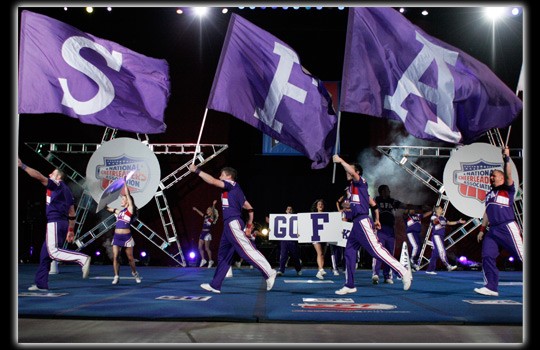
[481,182,523,292]
[404,213,423,266]
[199,215,215,241]
[372,196,402,280]
[112,208,135,247]
[426,214,452,272]
[278,240,302,274]
[340,177,409,290]
[207,180,274,291]
[34,178,90,289]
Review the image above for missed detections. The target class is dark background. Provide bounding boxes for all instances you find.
[15,5,525,269]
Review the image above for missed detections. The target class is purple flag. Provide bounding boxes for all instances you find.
[207,14,337,169]
[340,8,522,144]
[18,10,171,134]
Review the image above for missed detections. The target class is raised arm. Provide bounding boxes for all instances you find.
[124,179,134,214]
[192,207,204,217]
[333,155,360,182]
[189,163,224,188]
[502,147,513,186]
[18,158,48,186]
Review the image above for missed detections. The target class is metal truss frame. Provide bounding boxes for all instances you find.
[25,128,228,267]
[376,128,523,269]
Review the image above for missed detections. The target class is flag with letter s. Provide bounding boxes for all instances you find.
[207,14,337,169]
[340,7,522,144]
[18,10,171,134]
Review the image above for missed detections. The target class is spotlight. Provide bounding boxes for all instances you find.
[188,251,197,260]
[139,251,150,266]
[261,228,269,236]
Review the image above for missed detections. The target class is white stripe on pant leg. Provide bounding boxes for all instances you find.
[46,222,87,266]
[433,235,449,265]
[407,233,418,258]
[229,220,272,276]
[362,218,407,277]
[508,222,524,261]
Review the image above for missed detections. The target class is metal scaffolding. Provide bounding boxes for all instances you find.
[25,128,228,267]
[376,129,523,269]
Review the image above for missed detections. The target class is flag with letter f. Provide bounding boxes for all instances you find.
[340,7,522,144]
[207,14,337,169]
[18,10,171,134]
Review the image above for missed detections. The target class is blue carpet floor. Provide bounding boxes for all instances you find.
[17,264,523,325]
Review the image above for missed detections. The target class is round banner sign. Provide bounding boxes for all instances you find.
[86,138,161,210]
[443,143,519,218]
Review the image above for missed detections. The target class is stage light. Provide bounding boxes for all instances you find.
[261,228,269,236]
[422,10,429,16]
[176,8,183,15]
[511,7,520,16]
[193,7,209,18]
[188,251,196,260]
[485,7,505,21]
[95,250,101,257]
[458,255,468,264]
[399,8,405,13]
[508,256,515,262]
[107,7,112,12]
[86,7,93,14]
[139,251,150,266]
[222,8,228,14]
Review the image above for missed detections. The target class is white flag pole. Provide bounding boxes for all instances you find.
[332,110,342,184]
[193,108,209,164]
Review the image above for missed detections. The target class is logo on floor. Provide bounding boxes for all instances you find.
[18,292,68,297]
[156,296,212,301]
[292,297,398,312]
[463,299,522,305]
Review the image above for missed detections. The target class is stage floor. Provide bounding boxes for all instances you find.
[16,264,526,344]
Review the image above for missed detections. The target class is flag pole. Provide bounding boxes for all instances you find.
[505,125,512,148]
[193,108,209,164]
[332,110,342,184]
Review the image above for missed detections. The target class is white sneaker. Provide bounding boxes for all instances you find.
[225,267,233,278]
[447,265,457,271]
[200,259,207,267]
[333,269,339,276]
[132,271,141,283]
[426,271,437,275]
[276,271,283,276]
[201,283,221,294]
[372,275,379,284]
[315,269,325,280]
[82,257,91,279]
[335,286,357,295]
[249,265,254,269]
[384,278,394,284]
[234,261,242,268]
[474,287,499,296]
[112,275,119,285]
[28,284,48,292]
[402,270,412,291]
[266,270,277,291]
[208,260,214,268]
[296,270,303,276]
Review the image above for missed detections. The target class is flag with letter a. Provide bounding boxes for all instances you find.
[340,7,522,144]
[207,14,337,169]
[18,10,171,134]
